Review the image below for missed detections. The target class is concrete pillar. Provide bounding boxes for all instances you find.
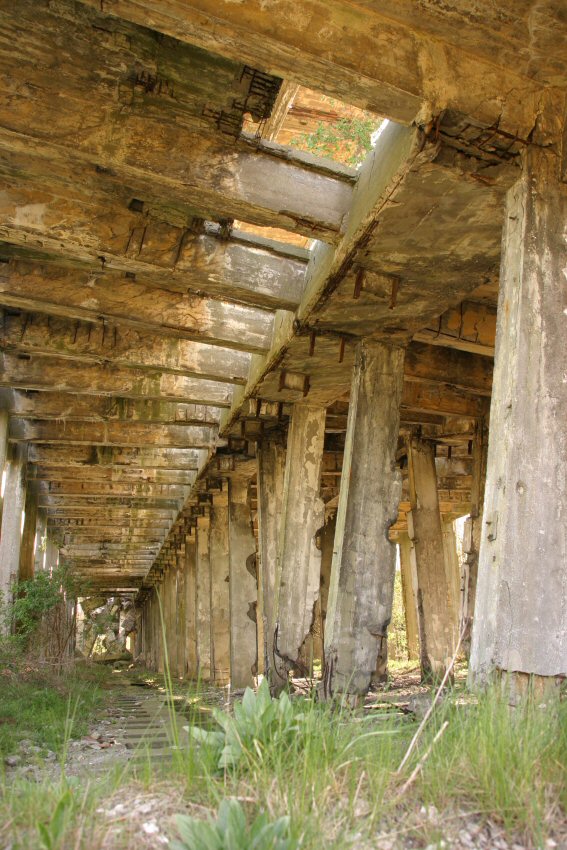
[0,443,27,616]
[407,435,457,679]
[34,510,47,573]
[156,581,165,673]
[185,531,198,678]
[0,408,8,528]
[166,564,178,677]
[324,341,404,699]
[317,514,337,666]
[209,491,231,684]
[176,546,187,678]
[19,482,38,582]
[228,477,257,688]
[442,519,462,641]
[45,535,59,571]
[272,403,326,690]
[461,419,488,653]
[398,532,420,661]
[470,144,567,695]
[257,438,286,680]
[195,514,212,681]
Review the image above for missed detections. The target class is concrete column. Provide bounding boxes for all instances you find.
[398,532,420,661]
[19,482,38,582]
[228,477,257,688]
[257,438,286,681]
[324,341,404,699]
[407,435,457,679]
[461,419,488,653]
[0,408,8,528]
[166,564,178,677]
[317,514,336,666]
[195,514,212,681]
[176,546,187,678]
[271,403,326,690]
[442,519,462,642]
[470,145,567,695]
[209,491,231,684]
[45,534,59,571]
[185,531,198,678]
[34,510,47,573]
[156,581,165,673]
[0,443,27,615]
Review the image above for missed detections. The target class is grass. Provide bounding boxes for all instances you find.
[0,663,105,758]
[1,656,565,849]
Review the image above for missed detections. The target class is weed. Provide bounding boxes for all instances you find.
[172,798,296,850]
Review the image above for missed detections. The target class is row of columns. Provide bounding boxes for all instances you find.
[137,141,566,698]
[138,477,258,688]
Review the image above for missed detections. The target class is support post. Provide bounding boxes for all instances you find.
[461,418,488,653]
[407,435,457,679]
[398,532,420,661]
[185,530,198,678]
[176,547,187,678]
[0,408,8,528]
[442,519,462,643]
[210,491,231,684]
[19,482,38,582]
[272,403,326,691]
[324,341,404,699]
[228,477,257,688]
[34,510,47,573]
[0,443,27,619]
[470,144,567,696]
[257,438,286,682]
[195,514,212,681]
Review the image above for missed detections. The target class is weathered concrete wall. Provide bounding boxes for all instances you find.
[324,341,404,698]
[228,477,257,688]
[470,146,567,686]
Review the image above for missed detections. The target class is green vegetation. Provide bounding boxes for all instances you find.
[1,662,565,849]
[289,116,377,167]
[0,666,104,757]
[173,799,295,850]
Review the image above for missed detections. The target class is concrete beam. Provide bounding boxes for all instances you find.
[28,445,207,470]
[9,418,216,449]
[414,301,497,357]
[1,311,251,385]
[0,261,275,354]
[5,391,221,427]
[0,355,232,406]
[77,0,550,140]
[0,4,354,242]
[33,466,196,486]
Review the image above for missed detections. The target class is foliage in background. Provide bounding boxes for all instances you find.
[289,116,376,167]
[1,566,86,667]
[173,799,296,850]
[389,569,409,661]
